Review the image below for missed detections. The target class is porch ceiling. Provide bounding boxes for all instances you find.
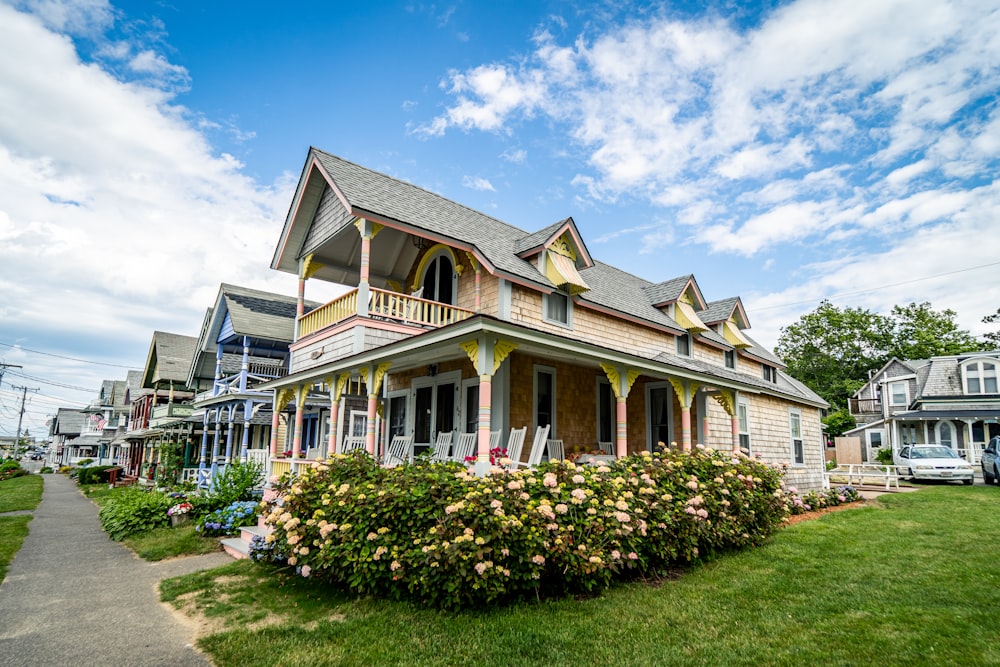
[306,225,422,290]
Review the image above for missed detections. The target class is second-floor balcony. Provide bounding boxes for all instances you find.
[849,397,882,415]
[150,403,193,426]
[298,286,475,339]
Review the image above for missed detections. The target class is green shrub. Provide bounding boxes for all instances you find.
[786,485,862,514]
[259,447,790,609]
[77,465,118,485]
[99,486,173,540]
[0,460,27,481]
[203,460,264,512]
[875,447,893,465]
[77,458,93,467]
[39,466,53,474]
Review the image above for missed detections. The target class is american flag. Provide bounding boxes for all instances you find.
[90,414,107,430]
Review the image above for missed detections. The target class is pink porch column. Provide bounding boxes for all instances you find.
[732,415,741,453]
[269,394,281,457]
[615,397,628,458]
[328,397,340,456]
[702,414,710,448]
[680,406,692,452]
[365,393,378,456]
[291,401,304,458]
[477,375,493,468]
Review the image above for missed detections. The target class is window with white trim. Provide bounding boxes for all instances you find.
[963,360,998,395]
[597,379,615,445]
[789,409,804,465]
[888,381,908,406]
[543,290,572,326]
[676,333,691,357]
[737,398,751,455]
[724,349,736,369]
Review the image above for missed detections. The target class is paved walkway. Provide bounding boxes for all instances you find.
[0,474,232,666]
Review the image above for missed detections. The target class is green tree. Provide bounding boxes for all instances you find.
[775,300,894,410]
[982,308,1000,348]
[889,302,983,359]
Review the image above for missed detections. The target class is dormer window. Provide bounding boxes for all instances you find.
[762,364,777,383]
[964,360,998,394]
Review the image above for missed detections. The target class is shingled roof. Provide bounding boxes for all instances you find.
[145,331,198,387]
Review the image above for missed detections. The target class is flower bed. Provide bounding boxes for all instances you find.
[197,500,260,536]
[258,447,792,609]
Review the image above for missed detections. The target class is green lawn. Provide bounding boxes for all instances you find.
[161,486,1000,667]
[0,474,42,582]
[0,474,43,513]
[124,524,222,561]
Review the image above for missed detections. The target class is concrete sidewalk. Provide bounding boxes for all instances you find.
[0,474,231,667]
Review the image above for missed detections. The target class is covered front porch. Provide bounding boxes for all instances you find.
[888,409,1000,464]
[262,315,755,481]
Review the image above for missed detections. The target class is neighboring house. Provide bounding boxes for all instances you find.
[187,284,320,486]
[121,331,200,479]
[50,407,85,465]
[259,149,828,489]
[846,351,1000,463]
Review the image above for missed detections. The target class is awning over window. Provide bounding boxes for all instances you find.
[674,300,708,334]
[722,320,753,348]
[545,250,590,295]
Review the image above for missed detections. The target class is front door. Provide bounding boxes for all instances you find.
[647,383,673,451]
[412,372,459,453]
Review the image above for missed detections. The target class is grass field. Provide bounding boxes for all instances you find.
[0,473,43,581]
[161,485,1000,667]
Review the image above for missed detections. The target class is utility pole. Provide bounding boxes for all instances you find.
[12,385,38,460]
[0,362,22,388]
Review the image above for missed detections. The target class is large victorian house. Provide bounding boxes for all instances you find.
[258,149,828,489]
[846,351,1000,463]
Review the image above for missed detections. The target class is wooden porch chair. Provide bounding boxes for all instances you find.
[383,435,414,468]
[339,436,367,454]
[504,427,528,471]
[546,439,564,462]
[489,430,501,452]
[430,431,454,462]
[598,441,614,456]
[524,425,551,469]
[305,446,322,460]
[451,432,476,463]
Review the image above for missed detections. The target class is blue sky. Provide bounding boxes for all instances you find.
[1,0,999,438]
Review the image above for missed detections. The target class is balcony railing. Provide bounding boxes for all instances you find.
[151,404,193,421]
[298,287,475,338]
[848,398,882,415]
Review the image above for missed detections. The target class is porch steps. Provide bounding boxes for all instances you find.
[221,524,272,560]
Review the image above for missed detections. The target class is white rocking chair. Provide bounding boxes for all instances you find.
[546,439,565,462]
[430,431,454,462]
[451,432,477,463]
[524,425,551,469]
[339,436,367,454]
[503,427,529,471]
[383,435,414,468]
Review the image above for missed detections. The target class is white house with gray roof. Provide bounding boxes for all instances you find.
[847,351,1000,463]
[261,148,829,489]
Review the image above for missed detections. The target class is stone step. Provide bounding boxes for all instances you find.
[220,537,250,560]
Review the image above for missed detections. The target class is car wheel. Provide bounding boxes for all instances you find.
[995,465,1000,486]
[963,478,974,486]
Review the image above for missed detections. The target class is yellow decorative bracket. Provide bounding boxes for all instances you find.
[353,218,383,239]
[275,387,295,413]
[296,384,310,409]
[460,340,479,368]
[712,389,736,416]
[301,253,324,280]
[669,378,700,409]
[493,340,518,373]
[601,364,640,399]
[465,251,480,272]
[368,362,392,397]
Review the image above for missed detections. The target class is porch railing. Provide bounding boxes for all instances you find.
[298,287,474,338]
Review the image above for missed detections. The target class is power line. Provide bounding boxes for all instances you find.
[4,369,96,393]
[750,260,1000,313]
[0,341,135,369]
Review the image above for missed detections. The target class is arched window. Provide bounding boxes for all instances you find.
[937,421,955,449]
[421,252,455,305]
[962,359,998,395]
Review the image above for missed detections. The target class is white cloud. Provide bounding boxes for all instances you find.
[0,3,318,422]
[461,175,495,192]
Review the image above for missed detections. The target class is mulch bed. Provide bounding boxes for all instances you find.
[784,500,867,526]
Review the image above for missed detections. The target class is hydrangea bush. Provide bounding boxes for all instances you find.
[785,485,861,514]
[197,500,260,536]
[259,446,793,609]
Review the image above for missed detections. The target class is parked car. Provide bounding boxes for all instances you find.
[894,445,974,485]
[982,436,1000,485]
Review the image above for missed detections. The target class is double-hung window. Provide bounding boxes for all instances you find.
[737,399,751,455]
[888,382,908,406]
[676,333,691,357]
[543,291,571,326]
[964,360,998,394]
[789,409,804,466]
